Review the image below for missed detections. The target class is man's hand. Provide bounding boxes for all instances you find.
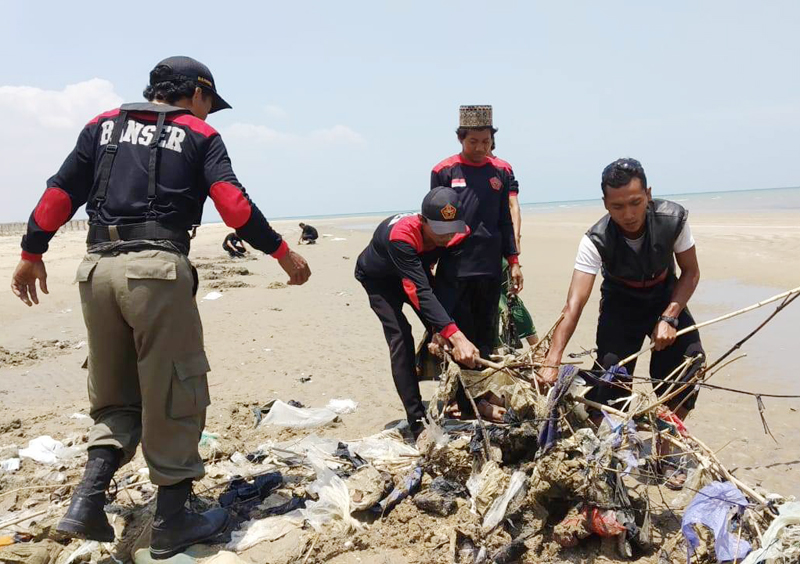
[652,321,677,351]
[428,333,447,358]
[536,364,559,386]
[278,250,311,285]
[449,331,479,368]
[508,263,524,294]
[11,259,48,307]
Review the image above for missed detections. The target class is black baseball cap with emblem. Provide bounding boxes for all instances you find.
[150,56,232,113]
[421,187,467,234]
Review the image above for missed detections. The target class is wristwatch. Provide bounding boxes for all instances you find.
[658,315,679,329]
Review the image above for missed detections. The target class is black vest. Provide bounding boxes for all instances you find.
[587,199,687,297]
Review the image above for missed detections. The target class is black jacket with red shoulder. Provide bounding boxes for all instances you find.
[20,102,287,260]
[430,154,518,278]
[355,213,469,337]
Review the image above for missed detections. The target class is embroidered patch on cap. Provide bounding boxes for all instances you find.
[440,203,457,220]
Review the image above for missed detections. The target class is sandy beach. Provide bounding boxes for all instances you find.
[1,201,799,562]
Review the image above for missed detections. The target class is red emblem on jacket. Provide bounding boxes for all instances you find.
[490,177,503,191]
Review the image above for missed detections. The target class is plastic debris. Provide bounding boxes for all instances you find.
[18,436,83,465]
[202,291,223,301]
[681,481,751,562]
[68,412,91,421]
[259,400,356,429]
[0,458,20,472]
[483,471,526,532]
[219,473,283,509]
[334,442,366,468]
[538,365,579,453]
[64,540,99,564]
[413,477,466,517]
[467,461,508,516]
[326,398,358,415]
[226,510,304,551]
[741,501,800,564]
[586,507,627,537]
[490,539,527,564]
[379,466,423,515]
[199,430,220,447]
[0,533,32,547]
[301,454,363,532]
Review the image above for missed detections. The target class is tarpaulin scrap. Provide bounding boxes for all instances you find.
[681,481,751,562]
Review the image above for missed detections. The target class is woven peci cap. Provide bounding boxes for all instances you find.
[459,105,493,128]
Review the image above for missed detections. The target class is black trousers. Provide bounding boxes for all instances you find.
[435,275,502,359]
[589,291,705,413]
[360,278,426,433]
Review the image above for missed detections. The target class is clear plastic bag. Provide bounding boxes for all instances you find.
[300,454,363,533]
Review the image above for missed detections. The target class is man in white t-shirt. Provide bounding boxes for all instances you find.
[539,158,704,426]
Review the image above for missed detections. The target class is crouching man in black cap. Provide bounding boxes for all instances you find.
[540,159,704,442]
[355,187,480,438]
[10,56,311,558]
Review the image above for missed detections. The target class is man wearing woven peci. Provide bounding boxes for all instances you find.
[430,105,522,361]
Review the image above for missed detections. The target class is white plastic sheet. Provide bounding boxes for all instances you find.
[741,501,800,564]
[349,430,419,461]
[0,458,20,472]
[18,436,82,465]
[226,510,304,551]
[483,471,527,532]
[259,399,358,429]
[260,401,339,429]
[202,291,223,301]
[326,398,358,414]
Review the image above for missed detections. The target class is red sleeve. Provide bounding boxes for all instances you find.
[21,124,97,256]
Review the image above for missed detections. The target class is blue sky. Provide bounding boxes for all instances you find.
[1,1,798,222]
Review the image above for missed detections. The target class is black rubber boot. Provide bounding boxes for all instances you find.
[149,479,229,560]
[56,446,121,542]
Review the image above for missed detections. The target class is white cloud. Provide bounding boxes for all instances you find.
[309,124,364,144]
[0,78,123,129]
[224,122,364,145]
[0,78,124,222]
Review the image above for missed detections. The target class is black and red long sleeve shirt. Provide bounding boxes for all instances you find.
[20,102,287,260]
[430,154,518,278]
[355,213,469,338]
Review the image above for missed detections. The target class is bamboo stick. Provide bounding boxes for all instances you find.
[618,286,800,368]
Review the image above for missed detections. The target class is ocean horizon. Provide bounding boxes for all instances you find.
[269,185,800,223]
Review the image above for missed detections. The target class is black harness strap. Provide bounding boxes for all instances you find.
[93,110,128,207]
[146,111,168,219]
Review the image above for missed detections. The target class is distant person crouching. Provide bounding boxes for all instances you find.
[222,232,247,258]
[298,222,319,245]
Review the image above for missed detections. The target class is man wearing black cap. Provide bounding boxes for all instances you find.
[355,187,480,438]
[431,105,521,359]
[10,56,311,558]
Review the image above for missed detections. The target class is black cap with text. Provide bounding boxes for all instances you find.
[150,56,232,113]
